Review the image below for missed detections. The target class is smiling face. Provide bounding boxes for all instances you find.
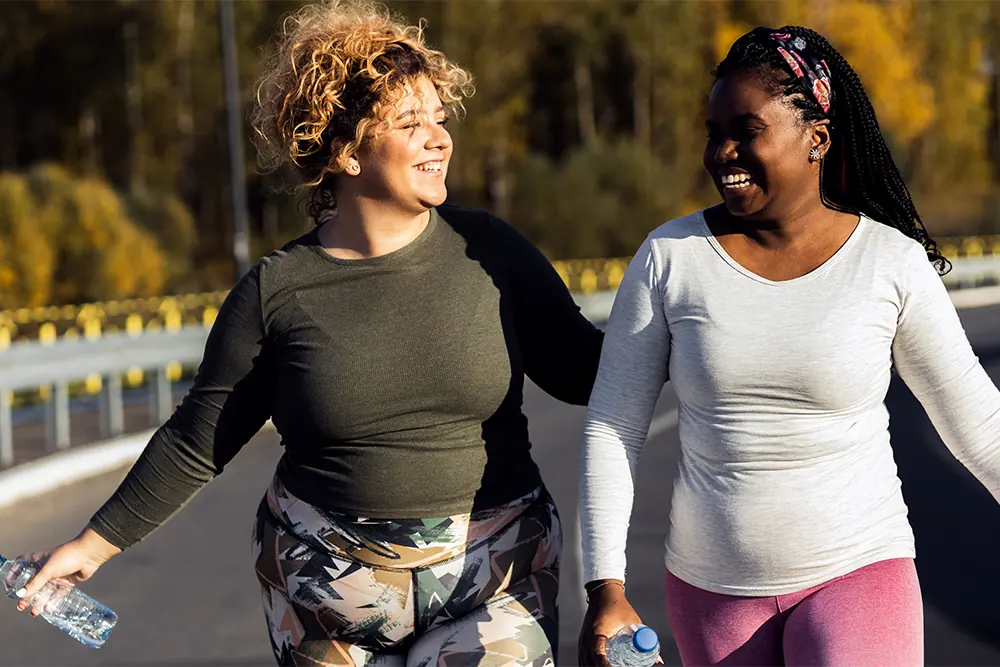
[703,71,829,221]
[350,75,453,215]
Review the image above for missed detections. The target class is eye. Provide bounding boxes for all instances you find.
[438,117,450,127]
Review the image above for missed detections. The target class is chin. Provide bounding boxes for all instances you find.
[724,200,754,217]
[417,188,448,209]
[721,193,767,219]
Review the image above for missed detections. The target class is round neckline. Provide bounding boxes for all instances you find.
[309,208,440,266]
[697,210,866,286]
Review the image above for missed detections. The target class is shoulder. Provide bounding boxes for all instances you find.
[255,227,326,301]
[435,203,516,241]
[435,203,539,257]
[856,217,946,306]
[858,216,935,275]
[861,216,924,254]
[638,210,710,268]
[647,210,707,243]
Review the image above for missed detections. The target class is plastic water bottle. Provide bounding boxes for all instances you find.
[606,624,660,667]
[0,554,117,648]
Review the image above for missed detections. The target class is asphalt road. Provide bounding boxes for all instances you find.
[2,305,1000,666]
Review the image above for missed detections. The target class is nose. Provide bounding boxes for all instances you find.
[714,138,737,164]
[427,121,452,151]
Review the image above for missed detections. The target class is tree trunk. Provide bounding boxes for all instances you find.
[486,128,509,221]
[634,53,651,148]
[124,14,144,195]
[78,106,100,175]
[575,51,598,147]
[0,94,15,169]
[176,0,196,199]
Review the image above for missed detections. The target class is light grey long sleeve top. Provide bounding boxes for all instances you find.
[579,210,1000,596]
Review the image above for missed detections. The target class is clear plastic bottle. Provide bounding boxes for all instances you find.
[606,624,660,667]
[0,554,117,648]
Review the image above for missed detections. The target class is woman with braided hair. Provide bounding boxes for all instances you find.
[578,25,1000,666]
[12,1,604,665]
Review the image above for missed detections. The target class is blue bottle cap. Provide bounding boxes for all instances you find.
[633,627,659,653]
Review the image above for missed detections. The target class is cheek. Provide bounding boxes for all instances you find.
[748,140,796,185]
[702,143,715,170]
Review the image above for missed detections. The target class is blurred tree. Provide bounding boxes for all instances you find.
[4,0,1000,299]
[908,1,993,231]
[0,165,170,308]
[0,172,55,308]
[510,140,684,259]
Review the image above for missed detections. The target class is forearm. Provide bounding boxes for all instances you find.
[580,416,644,583]
[88,423,218,550]
[894,242,1000,503]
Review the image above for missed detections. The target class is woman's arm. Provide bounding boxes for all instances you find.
[579,236,671,585]
[577,236,670,666]
[17,265,274,604]
[892,243,1000,502]
[88,264,275,549]
[495,216,604,405]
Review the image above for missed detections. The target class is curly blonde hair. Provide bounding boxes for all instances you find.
[252,0,474,217]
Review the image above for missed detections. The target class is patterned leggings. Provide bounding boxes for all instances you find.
[251,475,562,667]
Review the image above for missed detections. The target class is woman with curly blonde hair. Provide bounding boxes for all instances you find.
[13,2,603,665]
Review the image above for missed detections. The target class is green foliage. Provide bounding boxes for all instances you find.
[511,140,686,259]
[126,189,197,291]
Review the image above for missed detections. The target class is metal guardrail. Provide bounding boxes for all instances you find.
[940,256,1000,288]
[2,252,1000,470]
[1,235,998,345]
[0,328,208,468]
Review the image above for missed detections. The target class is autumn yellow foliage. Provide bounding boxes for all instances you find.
[714,1,934,143]
[0,165,169,309]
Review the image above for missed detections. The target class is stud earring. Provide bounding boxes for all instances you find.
[809,148,822,162]
[348,164,360,174]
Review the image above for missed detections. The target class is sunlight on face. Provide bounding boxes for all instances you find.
[356,75,453,214]
[703,73,818,220]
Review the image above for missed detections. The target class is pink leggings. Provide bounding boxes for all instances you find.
[665,558,923,666]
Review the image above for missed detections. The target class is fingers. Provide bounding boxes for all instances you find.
[19,560,55,601]
[594,634,612,667]
[577,631,610,667]
[578,632,593,667]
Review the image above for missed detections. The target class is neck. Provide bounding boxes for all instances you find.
[318,195,431,260]
[736,193,832,250]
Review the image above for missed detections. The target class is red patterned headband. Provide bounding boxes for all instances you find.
[766,31,834,115]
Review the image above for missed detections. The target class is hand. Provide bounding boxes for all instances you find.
[14,527,121,616]
[578,580,643,666]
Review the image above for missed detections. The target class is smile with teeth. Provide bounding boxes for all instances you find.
[415,162,442,172]
[721,173,754,189]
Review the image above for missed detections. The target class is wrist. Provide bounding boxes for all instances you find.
[585,578,625,605]
[76,527,122,561]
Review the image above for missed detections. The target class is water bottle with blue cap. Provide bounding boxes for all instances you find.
[606,624,660,666]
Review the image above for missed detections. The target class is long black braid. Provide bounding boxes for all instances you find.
[714,26,950,275]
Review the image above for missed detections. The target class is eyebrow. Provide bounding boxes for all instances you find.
[395,106,446,121]
[705,112,766,127]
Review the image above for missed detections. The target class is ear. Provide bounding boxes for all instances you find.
[340,154,361,176]
[330,139,362,176]
[810,119,832,159]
